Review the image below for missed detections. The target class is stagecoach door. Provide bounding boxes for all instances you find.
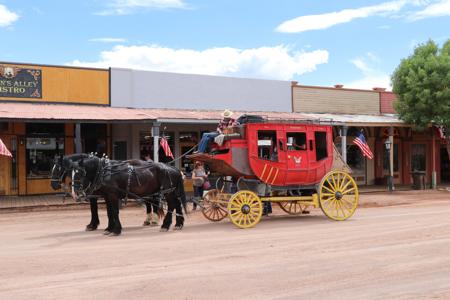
[252,126,286,186]
[285,126,309,185]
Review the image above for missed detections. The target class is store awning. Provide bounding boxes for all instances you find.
[0,102,406,126]
[0,102,155,123]
[298,113,406,127]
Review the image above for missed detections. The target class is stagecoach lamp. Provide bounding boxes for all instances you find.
[384,139,391,150]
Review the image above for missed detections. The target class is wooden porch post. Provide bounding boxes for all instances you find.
[341,125,348,164]
[152,122,160,163]
[75,123,82,153]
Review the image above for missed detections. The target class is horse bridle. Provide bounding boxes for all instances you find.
[50,163,68,186]
[71,158,104,198]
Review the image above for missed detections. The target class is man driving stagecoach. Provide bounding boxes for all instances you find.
[196,109,238,153]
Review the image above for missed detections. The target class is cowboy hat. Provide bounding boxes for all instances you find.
[221,109,234,118]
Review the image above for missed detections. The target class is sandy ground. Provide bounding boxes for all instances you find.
[0,190,450,300]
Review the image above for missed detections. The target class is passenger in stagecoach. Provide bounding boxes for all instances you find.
[196,109,237,153]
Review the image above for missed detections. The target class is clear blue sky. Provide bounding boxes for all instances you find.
[1,0,449,89]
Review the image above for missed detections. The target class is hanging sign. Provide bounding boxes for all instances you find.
[0,65,42,98]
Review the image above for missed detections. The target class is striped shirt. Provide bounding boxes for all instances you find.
[217,118,237,133]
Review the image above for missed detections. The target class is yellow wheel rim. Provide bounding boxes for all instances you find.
[202,189,229,222]
[228,190,262,229]
[319,171,359,221]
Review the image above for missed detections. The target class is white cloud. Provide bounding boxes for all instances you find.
[410,0,450,19]
[96,0,186,15]
[276,0,407,33]
[346,53,391,90]
[89,37,127,43]
[69,45,329,80]
[0,4,19,27]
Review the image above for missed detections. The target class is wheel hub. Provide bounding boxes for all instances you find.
[241,204,250,214]
[335,191,343,200]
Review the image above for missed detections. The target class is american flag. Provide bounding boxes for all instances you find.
[353,132,373,160]
[160,137,174,159]
[0,138,12,157]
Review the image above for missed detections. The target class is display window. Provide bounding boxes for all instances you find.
[26,123,65,179]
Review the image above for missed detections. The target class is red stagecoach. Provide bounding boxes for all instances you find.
[188,117,358,228]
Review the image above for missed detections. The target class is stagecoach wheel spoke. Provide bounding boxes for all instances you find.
[319,171,359,221]
[201,189,229,222]
[228,190,262,229]
[278,201,306,215]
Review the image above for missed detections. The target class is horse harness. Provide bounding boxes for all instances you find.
[73,158,178,208]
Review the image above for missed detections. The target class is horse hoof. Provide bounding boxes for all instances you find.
[103,230,112,235]
[160,228,169,232]
[85,225,98,231]
[143,221,151,226]
[174,225,183,230]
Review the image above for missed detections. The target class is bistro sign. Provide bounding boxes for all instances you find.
[0,65,42,98]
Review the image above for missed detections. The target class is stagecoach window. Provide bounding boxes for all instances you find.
[287,132,306,151]
[257,130,277,161]
[26,123,65,179]
[314,131,328,161]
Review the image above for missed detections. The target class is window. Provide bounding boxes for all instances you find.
[411,144,426,172]
[287,132,306,151]
[315,131,328,161]
[0,122,8,133]
[139,131,174,162]
[113,141,127,160]
[257,130,277,161]
[26,123,65,179]
[179,132,198,143]
[81,124,107,156]
[26,137,64,178]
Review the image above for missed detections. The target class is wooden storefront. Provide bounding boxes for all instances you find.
[0,62,110,196]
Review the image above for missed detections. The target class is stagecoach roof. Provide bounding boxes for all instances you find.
[0,102,405,126]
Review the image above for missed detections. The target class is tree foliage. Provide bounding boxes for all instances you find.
[392,39,450,133]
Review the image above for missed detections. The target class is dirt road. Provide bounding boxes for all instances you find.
[1,190,450,300]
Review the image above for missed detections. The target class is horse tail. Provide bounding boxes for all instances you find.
[177,175,188,215]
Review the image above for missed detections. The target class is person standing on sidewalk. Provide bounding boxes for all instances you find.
[192,161,207,210]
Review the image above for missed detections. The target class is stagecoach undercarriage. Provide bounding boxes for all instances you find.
[201,170,359,228]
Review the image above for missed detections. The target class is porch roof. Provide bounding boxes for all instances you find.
[0,102,407,126]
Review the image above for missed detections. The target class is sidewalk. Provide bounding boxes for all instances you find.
[0,185,448,213]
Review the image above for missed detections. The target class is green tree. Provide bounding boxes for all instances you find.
[392,39,450,157]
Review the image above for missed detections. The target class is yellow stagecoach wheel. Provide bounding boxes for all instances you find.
[319,171,359,221]
[202,189,228,222]
[278,201,307,215]
[228,190,262,229]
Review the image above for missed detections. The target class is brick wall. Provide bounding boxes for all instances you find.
[380,92,397,114]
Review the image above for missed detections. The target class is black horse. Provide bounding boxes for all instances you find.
[51,154,102,231]
[50,154,162,232]
[71,156,186,235]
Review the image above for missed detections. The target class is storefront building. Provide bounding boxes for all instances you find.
[292,83,446,187]
[0,62,111,195]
